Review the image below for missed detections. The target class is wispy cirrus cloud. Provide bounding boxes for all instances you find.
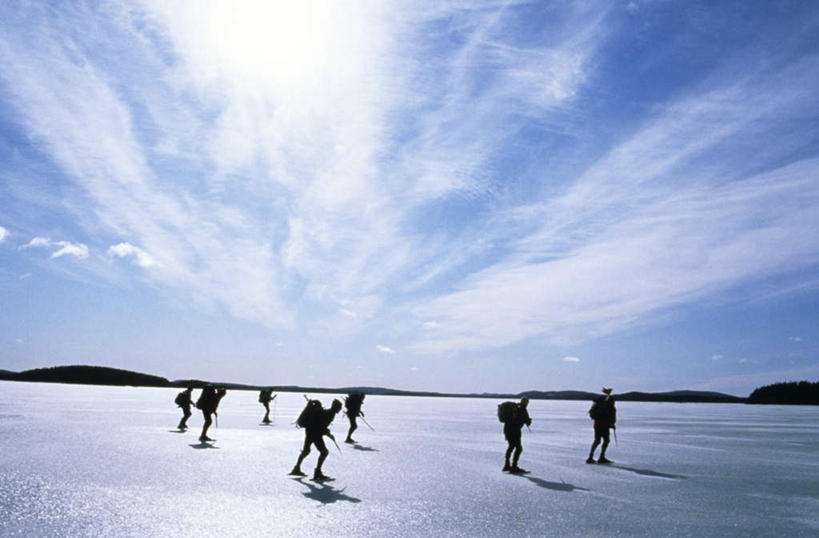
[0,1,817,369]
[0,225,7,243]
[376,345,396,355]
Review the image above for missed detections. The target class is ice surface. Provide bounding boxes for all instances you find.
[1,381,817,537]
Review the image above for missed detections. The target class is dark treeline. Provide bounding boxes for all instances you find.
[2,364,815,404]
[746,381,819,405]
[4,365,170,387]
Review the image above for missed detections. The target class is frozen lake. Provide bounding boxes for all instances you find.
[1,381,817,537]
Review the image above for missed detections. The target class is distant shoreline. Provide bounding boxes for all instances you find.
[0,364,754,404]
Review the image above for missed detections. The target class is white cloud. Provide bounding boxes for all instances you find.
[51,241,89,260]
[1,2,818,362]
[0,226,7,243]
[376,344,395,355]
[21,236,88,260]
[108,242,156,268]
[411,56,819,354]
[711,354,723,360]
[561,356,580,363]
[23,236,51,249]
[788,336,802,342]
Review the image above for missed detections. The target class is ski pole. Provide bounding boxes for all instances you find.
[329,435,343,456]
[614,429,618,446]
[360,416,375,431]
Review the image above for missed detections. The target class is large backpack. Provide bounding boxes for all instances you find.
[345,393,363,413]
[174,391,186,407]
[497,401,519,423]
[258,390,270,404]
[296,399,323,429]
[589,398,611,421]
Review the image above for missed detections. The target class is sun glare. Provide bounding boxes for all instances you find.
[207,1,335,85]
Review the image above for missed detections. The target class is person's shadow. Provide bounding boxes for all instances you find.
[610,465,686,480]
[351,444,379,452]
[295,478,362,505]
[189,441,220,450]
[525,476,590,492]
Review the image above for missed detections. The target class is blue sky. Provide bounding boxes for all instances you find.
[1,1,818,395]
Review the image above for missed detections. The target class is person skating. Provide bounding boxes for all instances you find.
[196,386,227,442]
[289,398,343,482]
[259,388,276,424]
[343,392,365,444]
[174,386,194,430]
[587,387,616,464]
[498,397,532,474]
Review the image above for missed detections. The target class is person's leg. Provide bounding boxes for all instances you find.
[178,406,191,429]
[512,440,523,468]
[200,412,212,440]
[291,437,312,475]
[314,437,329,479]
[503,425,514,470]
[346,415,357,443]
[598,429,611,463]
[262,402,270,423]
[588,426,602,462]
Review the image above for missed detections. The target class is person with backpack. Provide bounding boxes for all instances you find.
[587,387,616,464]
[498,397,532,473]
[174,386,194,430]
[343,392,365,444]
[196,386,227,443]
[289,398,343,482]
[259,388,276,424]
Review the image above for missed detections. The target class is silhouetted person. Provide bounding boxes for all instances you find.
[259,388,276,424]
[343,393,365,444]
[499,397,532,473]
[290,399,343,482]
[587,387,616,464]
[196,386,227,442]
[174,386,194,430]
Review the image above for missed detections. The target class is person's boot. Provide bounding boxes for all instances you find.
[344,437,355,444]
[289,466,306,477]
[313,469,331,482]
[598,455,612,464]
[502,462,511,472]
[510,466,528,474]
[586,456,596,464]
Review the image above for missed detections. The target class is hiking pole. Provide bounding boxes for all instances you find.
[360,416,375,432]
[614,428,618,446]
[214,412,218,429]
[329,435,343,456]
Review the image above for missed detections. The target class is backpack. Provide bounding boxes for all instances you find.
[258,390,270,403]
[345,393,363,413]
[588,400,602,420]
[296,400,323,429]
[174,391,186,407]
[589,398,612,421]
[497,401,519,423]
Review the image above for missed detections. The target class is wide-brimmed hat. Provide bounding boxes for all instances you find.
[602,387,613,394]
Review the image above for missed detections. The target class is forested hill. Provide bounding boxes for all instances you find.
[5,365,170,387]
[746,381,819,405]
[0,363,790,404]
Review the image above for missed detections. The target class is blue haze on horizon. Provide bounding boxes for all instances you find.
[0,1,818,395]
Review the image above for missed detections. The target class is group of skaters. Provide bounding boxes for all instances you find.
[173,385,617,481]
[498,387,617,474]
